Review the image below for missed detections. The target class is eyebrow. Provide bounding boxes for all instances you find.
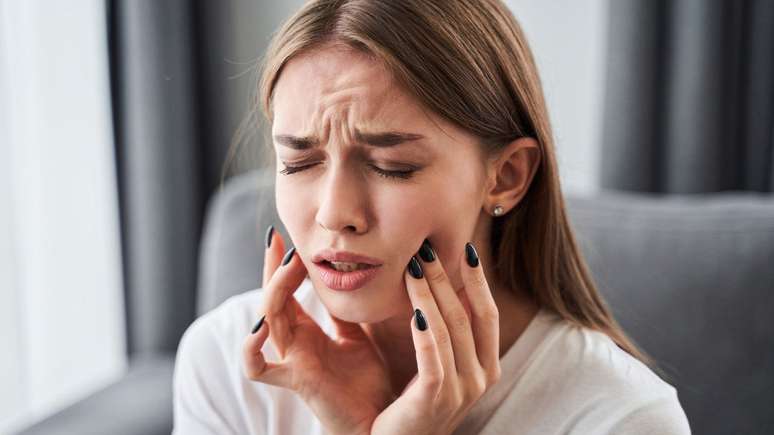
[273,129,425,150]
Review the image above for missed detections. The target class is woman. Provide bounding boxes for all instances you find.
[173,0,691,434]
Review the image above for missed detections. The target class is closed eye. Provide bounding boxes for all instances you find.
[278,162,416,180]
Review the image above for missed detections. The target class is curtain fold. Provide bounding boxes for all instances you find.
[109,0,205,358]
[601,0,774,193]
[108,0,294,360]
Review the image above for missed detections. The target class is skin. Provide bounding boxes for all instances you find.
[244,43,542,434]
[272,47,539,391]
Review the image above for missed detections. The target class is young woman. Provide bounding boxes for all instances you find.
[173,1,691,434]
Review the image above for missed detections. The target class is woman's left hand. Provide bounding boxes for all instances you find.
[370,241,502,435]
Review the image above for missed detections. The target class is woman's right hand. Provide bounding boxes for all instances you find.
[242,227,395,435]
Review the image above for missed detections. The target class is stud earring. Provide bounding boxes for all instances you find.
[493,205,504,216]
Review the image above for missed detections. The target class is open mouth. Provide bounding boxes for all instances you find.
[314,260,382,291]
[319,260,379,273]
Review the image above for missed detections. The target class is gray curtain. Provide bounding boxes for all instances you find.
[110,0,205,359]
[109,0,302,360]
[601,0,774,193]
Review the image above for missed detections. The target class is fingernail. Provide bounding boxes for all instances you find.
[407,256,423,279]
[418,238,435,262]
[264,225,274,248]
[414,308,428,331]
[465,242,479,267]
[251,315,265,334]
[282,247,296,266]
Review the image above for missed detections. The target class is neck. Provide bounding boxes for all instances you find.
[360,260,540,396]
[359,213,541,396]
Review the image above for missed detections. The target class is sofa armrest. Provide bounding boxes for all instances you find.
[17,353,174,435]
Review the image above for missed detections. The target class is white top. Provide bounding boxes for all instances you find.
[173,278,692,434]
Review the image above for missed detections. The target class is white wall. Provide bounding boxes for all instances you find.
[506,0,609,194]
[0,1,127,433]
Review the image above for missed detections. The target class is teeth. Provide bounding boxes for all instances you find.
[329,261,372,272]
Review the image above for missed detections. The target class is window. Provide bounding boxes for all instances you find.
[0,1,126,432]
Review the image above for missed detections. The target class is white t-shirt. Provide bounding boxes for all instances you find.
[173,277,692,434]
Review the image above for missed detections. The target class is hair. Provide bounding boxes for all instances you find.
[234,0,661,374]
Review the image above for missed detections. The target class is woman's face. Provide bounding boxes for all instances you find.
[272,46,492,323]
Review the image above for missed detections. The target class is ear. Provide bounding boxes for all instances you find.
[484,137,541,215]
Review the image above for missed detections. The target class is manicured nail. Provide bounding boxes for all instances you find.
[418,238,435,262]
[281,247,296,266]
[407,256,423,279]
[251,315,265,334]
[414,308,428,331]
[264,225,274,248]
[465,242,479,267]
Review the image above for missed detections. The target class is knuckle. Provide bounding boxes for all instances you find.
[487,363,502,385]
[471,271,489,289]
[435,329,452,348]
[449,308,470,330]
[425,266,447,284]
[449,384,465,408]
[460,373,486,403]
[414,286,433,302]
[471,372,487,397]
[418,338,436,355]
[481,305,500,323]
[470,271,489,288]
[243,363,261,381]
[422,372,444,393]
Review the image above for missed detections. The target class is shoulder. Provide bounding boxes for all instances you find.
[522,311,691,433]
[607,394,692,434]
[173,278,327,434]
[542,316,670,391]
[172,288,267,434]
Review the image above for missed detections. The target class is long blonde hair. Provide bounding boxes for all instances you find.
[239,0,658,371]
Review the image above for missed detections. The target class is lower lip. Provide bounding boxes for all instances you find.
[314,261,382,291]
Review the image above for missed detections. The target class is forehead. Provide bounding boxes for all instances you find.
[271,46,432,136]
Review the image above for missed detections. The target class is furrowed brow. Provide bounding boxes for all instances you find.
[273,128,425,150]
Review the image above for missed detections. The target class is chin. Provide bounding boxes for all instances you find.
[311,278,410,324]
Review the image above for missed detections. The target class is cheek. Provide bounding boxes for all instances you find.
[394,179,481,289]
[274,178,315,247]
[372,178,478,255]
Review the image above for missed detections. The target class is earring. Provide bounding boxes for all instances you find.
[493,205,504,216]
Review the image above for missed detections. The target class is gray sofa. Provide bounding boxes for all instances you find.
[18,168,774,434]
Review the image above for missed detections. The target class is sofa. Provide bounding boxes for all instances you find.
[18,168,774,434]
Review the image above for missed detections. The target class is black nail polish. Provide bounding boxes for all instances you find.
[418,238,435,262]
[251,315,265,334]
[407,256,423,279]
[414,308,428,331]
[465,242,479,267]
[264,225,274,248]
[281,247,296,266]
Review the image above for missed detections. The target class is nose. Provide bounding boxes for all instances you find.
[315,163,368,234]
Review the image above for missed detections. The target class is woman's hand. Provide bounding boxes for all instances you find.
[242,228,394,435]
[370,241,502,435]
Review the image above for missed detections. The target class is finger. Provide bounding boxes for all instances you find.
[460,242,500,381]
[263,225,311,324]
[405,256,456,375]
[416,239,479,376]
[264,247,307,356]
[410,308,444,398]
[262,225,287,289]
[261,226,298,325]
[242,318,294,388]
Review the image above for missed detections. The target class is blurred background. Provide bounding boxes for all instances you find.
[1,0,772,434]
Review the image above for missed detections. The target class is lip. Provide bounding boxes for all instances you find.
[311,249,383,266]
[314,261,382,291]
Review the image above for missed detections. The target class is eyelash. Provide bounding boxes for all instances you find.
[278,162,416,180]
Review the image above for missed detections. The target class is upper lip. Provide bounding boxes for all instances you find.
[312,249,383,266]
